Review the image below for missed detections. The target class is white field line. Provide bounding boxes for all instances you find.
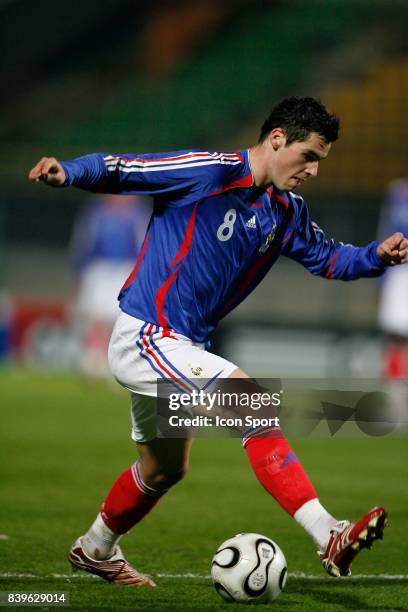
[1,572,408,581]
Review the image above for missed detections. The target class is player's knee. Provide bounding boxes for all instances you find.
[144,463,188,490]
[164,465,188,488]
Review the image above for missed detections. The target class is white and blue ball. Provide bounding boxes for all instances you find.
[211,533,287,604]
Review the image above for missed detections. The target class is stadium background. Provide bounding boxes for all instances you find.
[1,0,408,375]
[1,1,408,610]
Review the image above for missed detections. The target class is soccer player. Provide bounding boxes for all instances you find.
[70,193,152,378]
[29,97,408,586]
[377,179,408,378]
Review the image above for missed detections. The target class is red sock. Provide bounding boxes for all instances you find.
[101,462,165,534]
[384,342,408,378]
[245,436,317,516]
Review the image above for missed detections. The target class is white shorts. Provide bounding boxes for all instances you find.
[108,311,238,442]
[378,266,408,336]
[76,260,135,324]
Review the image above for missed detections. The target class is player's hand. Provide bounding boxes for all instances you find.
[377,232,408,265]
[28,157,66,186]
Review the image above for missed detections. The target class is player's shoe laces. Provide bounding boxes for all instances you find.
[319,506,388,577]
[68,537,156,586]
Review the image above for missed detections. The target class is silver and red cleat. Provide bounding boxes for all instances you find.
[319,506,388,577]
[69,538,156,586]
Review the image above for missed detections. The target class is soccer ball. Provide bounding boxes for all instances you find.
[211,533,287,604]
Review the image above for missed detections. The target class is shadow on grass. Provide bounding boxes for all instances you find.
[287,577,408,611]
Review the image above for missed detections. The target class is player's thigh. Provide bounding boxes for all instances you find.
[109,312,239,394]
[109,312,249,441]
[229,367,250,379]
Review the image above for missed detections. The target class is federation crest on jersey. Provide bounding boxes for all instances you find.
[259,224,277,253]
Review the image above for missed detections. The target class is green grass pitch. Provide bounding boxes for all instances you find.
[1,371,407,610]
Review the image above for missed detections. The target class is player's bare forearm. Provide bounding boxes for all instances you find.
[377,232,408,265]
[28,157,66,187]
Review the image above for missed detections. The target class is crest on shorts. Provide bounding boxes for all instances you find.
[191,366,203,376]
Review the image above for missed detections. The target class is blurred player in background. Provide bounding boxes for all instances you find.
[29,97,408,587]
[377,179,408,378]
[70,193,151,377]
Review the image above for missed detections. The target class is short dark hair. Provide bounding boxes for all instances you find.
[258,96,339,145]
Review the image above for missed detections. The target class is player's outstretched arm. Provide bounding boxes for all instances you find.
[28,157,66,187]
[377,232,408,265]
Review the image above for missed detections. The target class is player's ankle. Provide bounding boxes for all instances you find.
[293,498,337,551]
[80,534,113,560]
[82,513,121,560]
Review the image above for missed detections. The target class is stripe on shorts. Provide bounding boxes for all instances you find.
[136,323,194,394]
[150,325,201,392]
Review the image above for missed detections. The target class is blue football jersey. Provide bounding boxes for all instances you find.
[61,149,385,343]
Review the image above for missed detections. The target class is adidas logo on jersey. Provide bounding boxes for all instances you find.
[246,215,257,229]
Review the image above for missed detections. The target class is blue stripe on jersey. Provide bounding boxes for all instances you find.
[104,151,242,168]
